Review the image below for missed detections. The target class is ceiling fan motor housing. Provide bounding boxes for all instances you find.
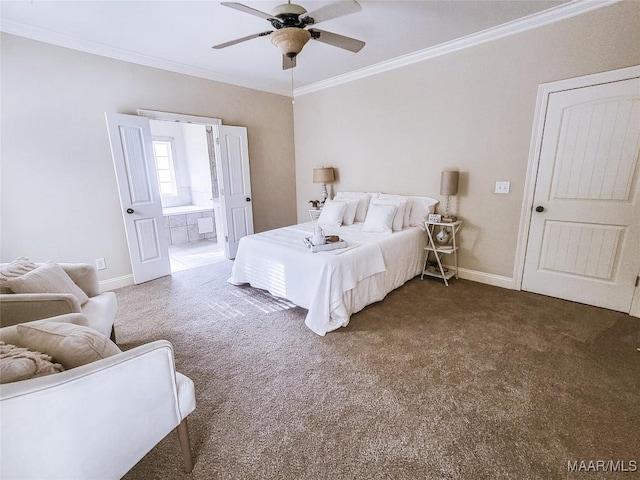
[270,28,311,58]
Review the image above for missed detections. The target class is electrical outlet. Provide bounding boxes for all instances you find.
[495,181,510,194]
[95,258,107,270]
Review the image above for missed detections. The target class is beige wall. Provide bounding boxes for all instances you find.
[293,1,640,279]
[0,33,296,282]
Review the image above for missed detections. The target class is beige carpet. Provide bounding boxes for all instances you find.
[116,260,639,480]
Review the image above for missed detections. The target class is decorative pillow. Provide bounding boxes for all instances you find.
[334,192,371,223]
[0,340,64,384]
[318,199,347,227]
[377,193,413,228]
[408,196,439,226]
[16,321,121,370]
[341,199,359,226]
[0,256,38,294]
[6,263,89,305]
[370,198,407,232]
[362,203,397,234]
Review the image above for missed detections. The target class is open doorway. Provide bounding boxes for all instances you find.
[149,119,226,272]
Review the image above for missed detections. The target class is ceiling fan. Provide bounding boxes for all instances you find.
[212,0,366,70]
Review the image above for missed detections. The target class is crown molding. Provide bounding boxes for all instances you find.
[294,0,619,97]
[1,0,618,98]
[0,19,292,97]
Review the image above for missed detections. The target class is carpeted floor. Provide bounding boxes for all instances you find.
[117,260,639,480]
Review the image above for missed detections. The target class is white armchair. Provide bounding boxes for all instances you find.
[0,262,117,341]
[0,314,196,479]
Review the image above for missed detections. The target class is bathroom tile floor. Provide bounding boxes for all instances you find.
[168,239,226,273]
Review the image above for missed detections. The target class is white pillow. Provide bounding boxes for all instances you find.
[6,263,89,305]
[371,198,407,231]
[408,196,439,226]
[16,321,121,370]
[362,203,397,233]
[318,200,347,227]
[341,199,359,226]
[334,192,371,223]
[378,194,412,228]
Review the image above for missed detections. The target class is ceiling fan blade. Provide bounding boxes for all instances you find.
[303,0,362,25]
[282,55,296,70]
[220,2,282,23]
[212,30,273,49]
[309,29,365,53]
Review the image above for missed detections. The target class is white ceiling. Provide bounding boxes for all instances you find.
[1,0,607,96]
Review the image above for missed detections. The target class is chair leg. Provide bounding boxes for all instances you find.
[110,325,117,344]
[176,418,194,473]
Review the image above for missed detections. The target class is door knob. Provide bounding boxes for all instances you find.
[126,208,134,214]
[246,197,251,202]
[535,206,545,213]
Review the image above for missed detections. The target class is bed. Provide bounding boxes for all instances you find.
[228,193,437,335]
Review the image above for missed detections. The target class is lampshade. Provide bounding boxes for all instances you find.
[313,167,335,184]
[270,28,311,59]
[440,170,459,196]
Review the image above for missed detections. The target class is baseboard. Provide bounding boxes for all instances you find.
[99,274,134,292]
[442,266,515,290]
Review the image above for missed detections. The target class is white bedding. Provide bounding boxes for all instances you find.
[228,221,426,335]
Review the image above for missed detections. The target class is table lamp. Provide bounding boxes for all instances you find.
[440,169,459,222]
[436,169,459,245]
[313,167,335,203]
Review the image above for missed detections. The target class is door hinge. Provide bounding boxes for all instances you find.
[225,235,228,243]
[215,137,220,145]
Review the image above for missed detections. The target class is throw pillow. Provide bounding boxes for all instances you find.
[16,321,121,370]
[0,256,38,294]
[377,194,413,228]
[371,198,407,232]
[334,192,371,223]
[341,199,359,226]
[318,200,347,228]
[0,340,64,384]
[362,203,397,234]
[6,263,89,305]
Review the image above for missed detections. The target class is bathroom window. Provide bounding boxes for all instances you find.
[152,139,177,196]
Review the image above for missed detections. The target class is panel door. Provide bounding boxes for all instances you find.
[215,125,254,259]
[522,77,640,312]
[104,113,171,284]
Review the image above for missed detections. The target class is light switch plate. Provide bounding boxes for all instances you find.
[495,181,510,194]
[95,258,106,270]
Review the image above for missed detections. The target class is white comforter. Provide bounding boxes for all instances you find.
[228,221,425,335]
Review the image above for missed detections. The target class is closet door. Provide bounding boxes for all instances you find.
[522,76,640,312]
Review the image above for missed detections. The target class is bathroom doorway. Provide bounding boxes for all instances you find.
[149,119,226,272]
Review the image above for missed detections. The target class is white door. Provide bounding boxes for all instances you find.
[522,77,640,312]
[214,125,254,259]
[105,113,171,284]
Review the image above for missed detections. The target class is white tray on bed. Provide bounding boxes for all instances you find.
[304,237,347,253]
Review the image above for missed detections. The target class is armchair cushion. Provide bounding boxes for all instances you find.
[6,263,89,305]
[0,257,37,294]
[16,321,121,369]
[0,341,64,384]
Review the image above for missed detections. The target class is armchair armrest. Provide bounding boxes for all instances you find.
[0,340,195,480]
[0,293,82,327]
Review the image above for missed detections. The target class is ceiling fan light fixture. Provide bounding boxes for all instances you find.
[270,28,311,58]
